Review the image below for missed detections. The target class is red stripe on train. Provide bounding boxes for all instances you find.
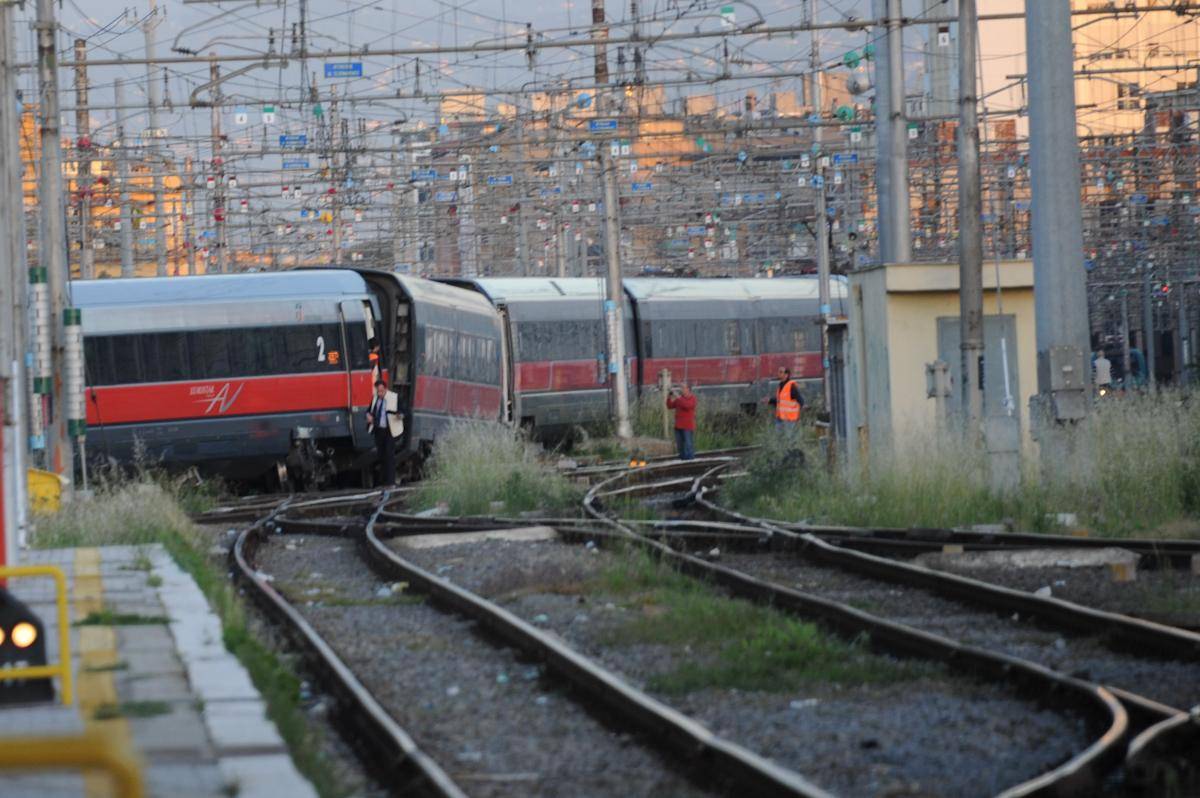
[412,375,502,419]
[511,352,822,393]
[85,371,375,426]
[516,359,603,392]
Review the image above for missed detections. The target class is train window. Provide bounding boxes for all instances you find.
[724,321,741,356]
[792,329,807,353]
[345,301,373,370]
[84,323,347,387]
[515,320,603,362]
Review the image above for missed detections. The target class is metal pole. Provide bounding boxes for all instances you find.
[1180,286,1191,383]
[873,0,911,264]
[114,79,135,278]
[1143,263,1156,389]
[957,0,984,431]
[73,39,94,281]
[1,0,28,560]
[144,0,167,275]
[183,156,197,275]
[514,106,531,275]
[35,0,73,486]
[593,0,632,440]
[1120,289,1131,385]
[1026,0,1091,441]
[807,0,833,430]
[210,58,228,274]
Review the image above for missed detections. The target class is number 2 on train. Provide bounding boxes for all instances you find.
[316,335,326,362]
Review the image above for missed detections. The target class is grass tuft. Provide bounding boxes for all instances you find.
[30,473,350,798]
[74,609,170,626]
[93,700,172,720]
[724,391,1200,538]
[595,550,924,694]
[412,423,581,516]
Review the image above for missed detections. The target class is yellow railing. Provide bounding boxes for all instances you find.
[0,564,72,705]
[0,731,143,798]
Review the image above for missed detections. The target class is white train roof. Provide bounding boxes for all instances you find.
[71,270,369,308]
[455,277,608,302]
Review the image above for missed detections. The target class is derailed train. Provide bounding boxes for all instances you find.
[73,269,845,486]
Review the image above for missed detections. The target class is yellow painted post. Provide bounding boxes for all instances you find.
[0,732,142,798]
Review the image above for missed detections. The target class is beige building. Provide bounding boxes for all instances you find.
[1072,0,1200,135]
[845,260,1037,463]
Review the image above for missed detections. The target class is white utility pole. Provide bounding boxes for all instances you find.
[73,39,94,280]
[873,0,911,264]
[115,79,135,277]
[806,0,834,423]
[957,0,985,431]
[1026,0,1091,459]
[144,0,168,275]
[1,0,29,558]
[35,0,73,486]
[210,58,227,273]
[593,0,632,439]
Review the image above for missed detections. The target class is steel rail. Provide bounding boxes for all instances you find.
[581,467,1132,797]
[231,504,468,798]
[359,496,834,798]
[687,466,1200,665]
[1124,706,1200,794]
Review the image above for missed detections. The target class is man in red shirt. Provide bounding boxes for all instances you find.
[666,383,697,460]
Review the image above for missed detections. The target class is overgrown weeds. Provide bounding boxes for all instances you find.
[724,390,1200,538]
[411,423,581,515]
[594,550,924,693]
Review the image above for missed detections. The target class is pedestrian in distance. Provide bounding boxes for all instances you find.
[768,367,804,430]
[666,382,697,461]
[367,380,404,485]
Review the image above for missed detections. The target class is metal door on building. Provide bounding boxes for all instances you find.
[936,315,1020,427]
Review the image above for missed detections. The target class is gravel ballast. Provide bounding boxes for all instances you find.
[397,535,1094,798]
[254,534,713,798]
[716,550,1200,712]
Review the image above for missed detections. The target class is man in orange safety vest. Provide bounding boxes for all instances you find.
[769,367,804,429]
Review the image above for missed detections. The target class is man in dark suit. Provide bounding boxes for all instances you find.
[366,380,403,485]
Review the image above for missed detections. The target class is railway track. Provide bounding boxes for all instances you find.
[231,489,835,798]
[231,500,466,797]
[581,457,1200,794]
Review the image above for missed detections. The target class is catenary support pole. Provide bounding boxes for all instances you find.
[1120,289,1131,385]
[115,79,135,277]
[873,0,911,264]
[210,58,227,274]
[1026,0,1091,455]
[73,39,93,281]
[957,0,985,432]
[35,0,73,487]
[1142,263,1156,389]
[183,156,197,275]
[144,0,167,275]
[1,0,28,561]
[593,0,632,440]
[807,0,834,439]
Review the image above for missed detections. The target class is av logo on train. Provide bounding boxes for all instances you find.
[190,382,245,415]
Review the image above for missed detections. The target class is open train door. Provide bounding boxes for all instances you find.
[496,305,515,426]
[339,299,377,449]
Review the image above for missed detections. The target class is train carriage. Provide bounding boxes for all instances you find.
[354,271,505,457]
[77,269,505,485]
[623,278,808,409]
[445,277,633,433]
[77,271,378,485]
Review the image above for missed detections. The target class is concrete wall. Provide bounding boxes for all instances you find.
[847,260,1037,465]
